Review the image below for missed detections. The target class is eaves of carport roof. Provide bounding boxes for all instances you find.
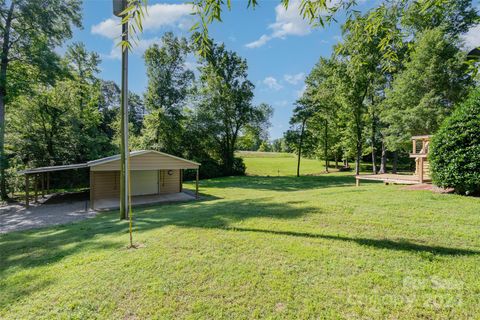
[18,163,88,175]
[86,150,201,167]
[18,150,201,175]
[17,151,147,175]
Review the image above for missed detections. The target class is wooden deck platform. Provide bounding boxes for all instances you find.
[355,174,431,186]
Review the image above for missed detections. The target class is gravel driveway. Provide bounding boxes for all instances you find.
[0,193,98,234]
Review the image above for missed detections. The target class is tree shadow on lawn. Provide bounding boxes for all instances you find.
[1,188,477,308]
[2,191,477,273]
[225,227,479,256]
[200,174,369,191]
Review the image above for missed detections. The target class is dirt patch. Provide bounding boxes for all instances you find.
[402,184,455,194]
[0,192,97,234]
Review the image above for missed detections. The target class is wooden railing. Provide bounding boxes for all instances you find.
[409,135,432,183]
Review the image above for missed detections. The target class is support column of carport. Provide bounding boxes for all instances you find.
[195,168,199,199]
[89,169,94,210]
[25,174,30,208]
[34,174,38,203]
[41,172,45,198]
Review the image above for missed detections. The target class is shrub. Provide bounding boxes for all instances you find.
[430,88,480,195]
[231,157,246,176]
[183,157,246,181]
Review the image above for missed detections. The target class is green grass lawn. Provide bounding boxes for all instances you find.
[1,156,480,318]
[237,151,328,176]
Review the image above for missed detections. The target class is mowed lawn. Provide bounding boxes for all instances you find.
[1,155,480,318]
[238,151,327,176]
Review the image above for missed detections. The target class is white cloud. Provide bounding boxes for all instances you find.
[142,3,194,31]
[91,18,119,39]
[263,76,283,90]
[245,0,311,48]
[246,34,272,48]
[91,3,193,59]
[461,24,480,50]
[269,0,311,39]
[284,72,305,85]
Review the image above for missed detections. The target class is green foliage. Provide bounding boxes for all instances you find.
[197,42,271,174]
[401,0,479,36]
[142,32,194,156]
[0,0,83,198]
[257,141,271,152]
[5,43,119,191]
[382,28,472,150]
[270,138,289,153]
[430,88,480,195]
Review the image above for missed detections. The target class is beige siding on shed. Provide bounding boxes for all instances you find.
[91,169,181,202]
[159,170,181,194]
[92,171,119,200]
[90,152,198,171]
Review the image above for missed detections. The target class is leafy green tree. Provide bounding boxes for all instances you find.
[271,138,287,153]
[382,28,472,151]
[338,11,399,174]
[401,0,478,36]
[237,102,273,151]
[197,42,270,174]
[142,32,194,156]
[430,87,480,195]
[236,125,263,151]
[286,98,316,177]
[258,141,272,152]
[97,80,121,142]
[0,0,82,199]
[303,57,342,172]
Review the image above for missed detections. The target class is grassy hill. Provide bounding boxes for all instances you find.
[237,151,329,176]
[1,160,480,318]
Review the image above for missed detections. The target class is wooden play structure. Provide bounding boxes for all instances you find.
[410,135,431,183]
[356,135,432,186]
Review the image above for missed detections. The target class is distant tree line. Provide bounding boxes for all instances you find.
[285,0,479,176]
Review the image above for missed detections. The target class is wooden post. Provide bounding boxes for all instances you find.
[419,157,424,183]
[34,174,38,203]
[89,170,94,210]
[25,174,30,208]
[356,177,360,187]
[195,169,199,199]
[179,169,183,192]
[46,172,50,195]
[41,173,45,198]
[412,139,416,154]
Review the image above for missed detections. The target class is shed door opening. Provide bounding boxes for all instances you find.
[131,170,158,196]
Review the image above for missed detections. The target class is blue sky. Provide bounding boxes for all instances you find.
[72,0,479,139]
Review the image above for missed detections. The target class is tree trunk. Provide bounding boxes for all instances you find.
[0,2,15,201]
[355,143,361,176]
[371,114,377,174]
[355,121,362,176]
[379,140,387,174]
[324,119,328,173]
[392,151,398,174]
[297,120,305,178]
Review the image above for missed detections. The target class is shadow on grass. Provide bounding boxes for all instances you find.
[225,227,479,256]
[200,174,365,191]
[0,175,475,308]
